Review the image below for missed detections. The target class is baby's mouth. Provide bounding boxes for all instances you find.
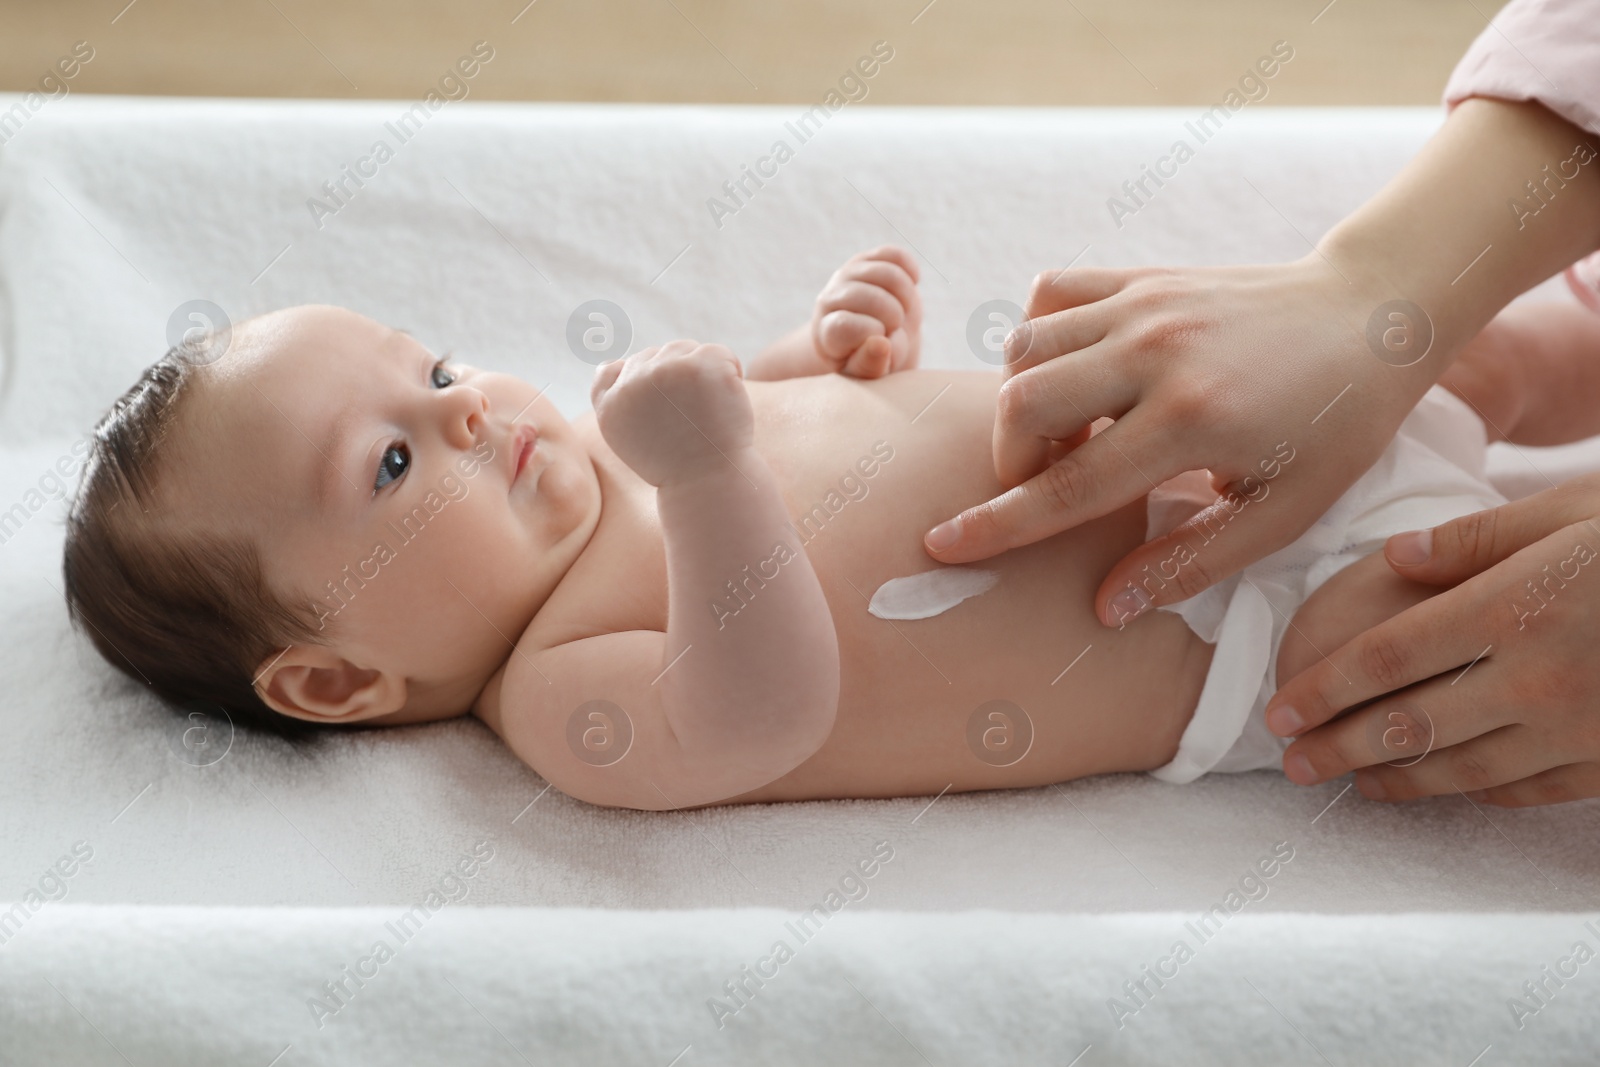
[511,424,539,484]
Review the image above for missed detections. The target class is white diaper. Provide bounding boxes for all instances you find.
[1146,386,1508,783]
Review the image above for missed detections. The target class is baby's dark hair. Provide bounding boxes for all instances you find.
[62,347,330,741]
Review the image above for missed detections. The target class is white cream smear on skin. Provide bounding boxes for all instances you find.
[868,566,1000,620]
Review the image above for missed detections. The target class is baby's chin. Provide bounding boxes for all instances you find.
[516,436,603,544]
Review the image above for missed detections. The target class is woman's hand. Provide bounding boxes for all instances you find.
[1268,476,1600,806]
[921,99,1600,631]
[924,254,1436,627]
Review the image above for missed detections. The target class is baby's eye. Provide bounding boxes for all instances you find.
[375,443,410,491]
[430,358,456,389]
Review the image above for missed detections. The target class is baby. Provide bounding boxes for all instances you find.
[61,247,1588,810]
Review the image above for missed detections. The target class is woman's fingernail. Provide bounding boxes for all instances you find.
[925,518,961,552]
[1284,752,1316,785]
[1387,528,1432,566]
[1267,704,1304,736]
[1357,773,1388,800]
[1105,585,1150,627]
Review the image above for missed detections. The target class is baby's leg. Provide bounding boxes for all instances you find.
[1278,553,1435,692]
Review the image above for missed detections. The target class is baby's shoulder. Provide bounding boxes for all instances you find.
[480,626,688,810]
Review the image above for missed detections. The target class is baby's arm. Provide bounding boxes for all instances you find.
[1441,301,1600,445]
[747,245,921,381]
[501,340,840,810]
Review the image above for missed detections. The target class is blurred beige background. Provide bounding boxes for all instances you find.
[1,0,1507,105]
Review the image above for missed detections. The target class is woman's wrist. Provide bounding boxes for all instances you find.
[1277,249,1442,427]
[1317,99,1600,370]
[1314,202,1500,380]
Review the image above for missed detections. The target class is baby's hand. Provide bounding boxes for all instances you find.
[591,340,754,487]
[813,245,922,378]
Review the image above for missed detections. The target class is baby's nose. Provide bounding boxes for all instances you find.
[444,387,490,448]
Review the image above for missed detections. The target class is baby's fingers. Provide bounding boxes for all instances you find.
[817,309,885,362]
[840,260,920,320]
[589,355,629,407]
[841,336,893,378]
[821,280,906,335]
[855,245,920,285]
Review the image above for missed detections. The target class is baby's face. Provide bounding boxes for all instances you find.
[168,305,600,721]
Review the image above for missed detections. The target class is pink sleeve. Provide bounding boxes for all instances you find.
[1444,0,1600,311]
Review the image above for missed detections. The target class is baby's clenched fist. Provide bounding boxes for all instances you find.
[813,245,922,379]
[591,340,753,487]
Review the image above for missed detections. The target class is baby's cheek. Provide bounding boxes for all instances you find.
[432,498,534,616]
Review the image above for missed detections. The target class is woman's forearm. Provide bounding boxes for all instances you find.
[1319,98,1600,376]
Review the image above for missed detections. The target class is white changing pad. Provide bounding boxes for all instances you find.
[2,98,1597,1063]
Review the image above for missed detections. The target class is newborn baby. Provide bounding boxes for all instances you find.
[62,246,1526,810]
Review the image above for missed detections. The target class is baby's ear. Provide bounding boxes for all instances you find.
[254,646,406,724]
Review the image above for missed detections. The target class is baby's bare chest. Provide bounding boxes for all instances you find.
[545,371,1006,632]
[523,371,1204,797]
[591,371,1162,691]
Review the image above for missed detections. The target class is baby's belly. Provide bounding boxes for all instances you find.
[732,371,1210,802]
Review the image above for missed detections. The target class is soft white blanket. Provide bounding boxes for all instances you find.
[6,906,1600,1066]
[1,98,1596,1062]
